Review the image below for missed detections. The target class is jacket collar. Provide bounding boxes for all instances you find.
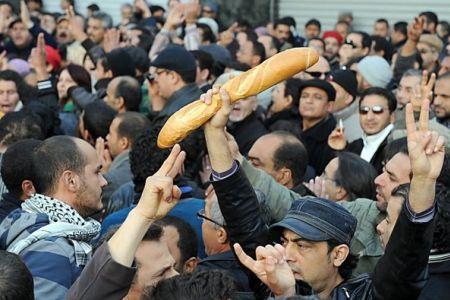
[110,149,130,171]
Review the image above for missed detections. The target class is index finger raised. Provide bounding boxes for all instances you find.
[154,144,182,176]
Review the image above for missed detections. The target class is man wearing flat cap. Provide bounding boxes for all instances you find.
[149,44,203,127]
[298,79,336,175]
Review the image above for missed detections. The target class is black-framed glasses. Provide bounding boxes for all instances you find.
[344,39,359,49]
[305,71,330,78]
[197,209,224,227]
[144,72,155,83]
[359,105,387,115]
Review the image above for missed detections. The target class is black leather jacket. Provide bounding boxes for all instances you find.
[212,166,435,299]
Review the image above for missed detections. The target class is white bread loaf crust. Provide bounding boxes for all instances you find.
[157,47,319,148]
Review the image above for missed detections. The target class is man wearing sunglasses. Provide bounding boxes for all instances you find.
[338,31,371,66]
[329,87,396,174]
[148,45,202,127]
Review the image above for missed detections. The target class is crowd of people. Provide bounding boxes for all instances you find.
[0,0,449,299]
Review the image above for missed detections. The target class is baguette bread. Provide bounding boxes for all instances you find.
[157,47,319,148]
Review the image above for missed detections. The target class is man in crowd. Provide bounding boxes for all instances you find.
[87,11,113,49]
[328,87,396,174]
[356,55,393,92]
[323,30,343,70]
[0,136,107,299]
[202,84,444,299]
[104,76,142,113]
[434,72,450,129]
[339,31,371,66]
[304,19,321,41]
[97,112,150,205]
[373,19,390,39]
[298,79,336,174]
[328,69,363,142]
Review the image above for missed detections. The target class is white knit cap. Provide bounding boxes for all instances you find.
[357,56,393,88]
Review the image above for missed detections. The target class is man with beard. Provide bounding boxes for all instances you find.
[323,31,343,70]
[0,136,107,299]
[433,72,450,129]
[55,15,87,66]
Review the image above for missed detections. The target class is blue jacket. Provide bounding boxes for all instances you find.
[101,198,207,258]
[0,210,84,299]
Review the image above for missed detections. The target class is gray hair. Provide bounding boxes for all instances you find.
[401,69,422,83]
[91,11,113,29]
[209,188,271,230]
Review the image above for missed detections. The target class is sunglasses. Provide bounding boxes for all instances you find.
[305,71,330,78]
[344,39,359,49]
[197,209,225,227]
[359,105,387,115]
[144,72,155,83]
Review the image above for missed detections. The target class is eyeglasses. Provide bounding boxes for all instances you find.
[344,39,359,49]
[197,209,224,228]
[359,105,388,115]
[144,72,155,83]
[305,71,330,78]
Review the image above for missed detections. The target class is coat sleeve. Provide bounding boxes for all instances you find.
[371,204,435,299]
[240,159,299,222]
[211,165,271,259]
[68,87,101,110]
[67,242,137,300]
[21,239,75,300]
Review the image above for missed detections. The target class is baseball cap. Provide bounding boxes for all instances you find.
[270,197,357,245]
[327,69,357,99]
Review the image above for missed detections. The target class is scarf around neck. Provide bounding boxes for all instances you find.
[8,193,100,266]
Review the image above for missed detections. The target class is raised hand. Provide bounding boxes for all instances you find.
[407,17,424,43]
[134,0,152,18]
[95,137,113,173]
[234,243,296,297]
[67,6,87,41]
[182,0,201,25]
[20,0,32,28]
[201,85,233,130]
[305,176,329,199]
[135,144,186,221]
[328,126,346,150]
[405,100,445,180]
[411,70,436,111]
[103,28,121,52]
[164,4,185,30]
[28,33,49,80]
[218,22,238,47]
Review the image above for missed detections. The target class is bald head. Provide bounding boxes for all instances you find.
[248,132,308,188]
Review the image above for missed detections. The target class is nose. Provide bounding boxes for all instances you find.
[376,220,385,235]
[374,173,383,187]
[100,174,108,187]
[284,243,296,263]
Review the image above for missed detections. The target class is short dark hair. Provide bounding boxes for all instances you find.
[371,35,393,61]
[383,137,411,179]
[274,17,294,29]
[352,31,372,49]
[251,40,266,63]
[142,224,164,242]
[375,18,389,27]
[114,76,142,112]
[130,126,171,196]
[393,21,408,36]
[1,139,42,198]
[0,1,14,14]
[271,131,308,185]
[190,50,213,80]
[284,78,302,107]
[197,23,216,43]
[0,250,34,300]
[359,87,397,113]
[0,111,43,147]
[32,136,86,195]
[326,239,358,280]
[419,11,438,28]
[115,112,150,148]
[334,152,378,200]
[305,18,321,31]
[23,101,61,138]
[87,4,100,12]
[154,216,198,270]
[0,70,33,103]
[146,269,235,300]
[83,101,117,141]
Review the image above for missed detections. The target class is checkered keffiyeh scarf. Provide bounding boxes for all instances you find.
[7,194,100,267]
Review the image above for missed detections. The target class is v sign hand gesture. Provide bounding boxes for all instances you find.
[135,144,186,221]
[406,99,445,213]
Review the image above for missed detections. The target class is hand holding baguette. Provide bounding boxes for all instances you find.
[157,47,320,148]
